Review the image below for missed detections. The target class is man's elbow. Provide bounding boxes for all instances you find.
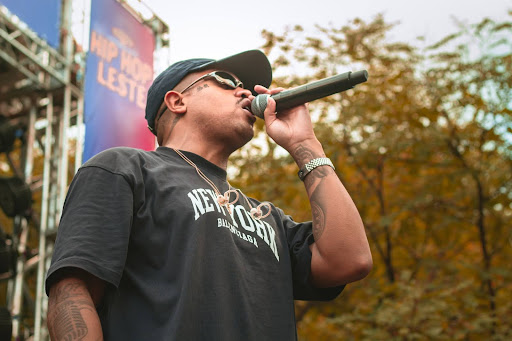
[313,254,373,287]
[341,255,373,283]
[352,255,373,280]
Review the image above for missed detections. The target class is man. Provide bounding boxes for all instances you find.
[46,50,372,340]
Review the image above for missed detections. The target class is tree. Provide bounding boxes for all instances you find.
[230,13,512,340]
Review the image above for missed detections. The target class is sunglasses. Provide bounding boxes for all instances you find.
[180,71,244,94]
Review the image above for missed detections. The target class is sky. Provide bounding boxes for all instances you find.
[149,0,511,64]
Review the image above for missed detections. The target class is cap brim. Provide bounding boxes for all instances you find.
[192,50,272,96]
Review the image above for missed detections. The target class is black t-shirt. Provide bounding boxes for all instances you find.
[46,147,343,340]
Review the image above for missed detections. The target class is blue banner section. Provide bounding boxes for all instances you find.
[0,0,61,48]
[83,0,155,162]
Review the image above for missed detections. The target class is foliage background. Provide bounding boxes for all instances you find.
[230,12,512,341]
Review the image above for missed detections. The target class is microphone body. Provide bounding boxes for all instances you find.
[251,70,368,119]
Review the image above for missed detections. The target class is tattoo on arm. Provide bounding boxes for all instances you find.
[294,145,318,168]
[293,145,334,241]
[304,163,333,187]
[48,280,97,340]
[294,145,333,186]
[311,199,326,240]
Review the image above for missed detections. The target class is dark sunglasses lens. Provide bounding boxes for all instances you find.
[215,72,240,88]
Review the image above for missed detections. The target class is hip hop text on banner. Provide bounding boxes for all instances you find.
[83,0,155,162]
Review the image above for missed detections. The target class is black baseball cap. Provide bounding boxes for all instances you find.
[145,49,272,134]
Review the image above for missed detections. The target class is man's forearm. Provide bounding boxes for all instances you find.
[291,140,373,286]
[48,277,103,341]
[292,142,337,241]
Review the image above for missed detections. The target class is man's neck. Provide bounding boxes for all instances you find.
[160,141,232,170]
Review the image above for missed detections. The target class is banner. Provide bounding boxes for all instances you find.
[83,0,155,162]
[0,0,61,48]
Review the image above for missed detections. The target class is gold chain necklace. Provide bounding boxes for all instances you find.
[172,148,271,219]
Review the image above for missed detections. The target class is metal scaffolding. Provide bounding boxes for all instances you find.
[0,0,83,338]
[0,0,168,339]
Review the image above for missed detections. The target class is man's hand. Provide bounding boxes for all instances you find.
[253,84,373,288]
[254,85,317,153]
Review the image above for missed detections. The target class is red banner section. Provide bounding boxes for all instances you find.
[83,0,155,162]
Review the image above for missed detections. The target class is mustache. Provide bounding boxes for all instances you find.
[237,96,252,105]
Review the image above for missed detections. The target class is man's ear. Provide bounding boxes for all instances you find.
[164,91,187,114]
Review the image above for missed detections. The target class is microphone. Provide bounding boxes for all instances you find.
[251,70,368,119]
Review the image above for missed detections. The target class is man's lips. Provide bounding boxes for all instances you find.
[240,98,253,114]
[240,98,256,123]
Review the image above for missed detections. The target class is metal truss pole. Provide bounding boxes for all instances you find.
[35,1,76,338]
[75,95,84,172]
[34,94,54,341]
[58,0,73,218]
[11,103,36,339]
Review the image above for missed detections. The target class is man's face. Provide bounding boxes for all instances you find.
[176,69,257,149]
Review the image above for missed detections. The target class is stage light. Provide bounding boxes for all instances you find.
[0,236,14,275]
[0,177,32,217]
[0,116,16,154]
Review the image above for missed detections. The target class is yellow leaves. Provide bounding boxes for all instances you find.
[255,13,512,339]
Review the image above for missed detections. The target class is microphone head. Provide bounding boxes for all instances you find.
[250,94,269,119]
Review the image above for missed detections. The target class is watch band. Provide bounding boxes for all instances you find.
[297,157,335,181]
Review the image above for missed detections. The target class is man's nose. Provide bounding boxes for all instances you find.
[236,87,254,100]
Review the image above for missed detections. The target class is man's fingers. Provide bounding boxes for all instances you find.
[253,85,285,95]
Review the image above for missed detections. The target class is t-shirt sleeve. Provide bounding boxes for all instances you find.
[281,210,345,301]
[45,166,134,295]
